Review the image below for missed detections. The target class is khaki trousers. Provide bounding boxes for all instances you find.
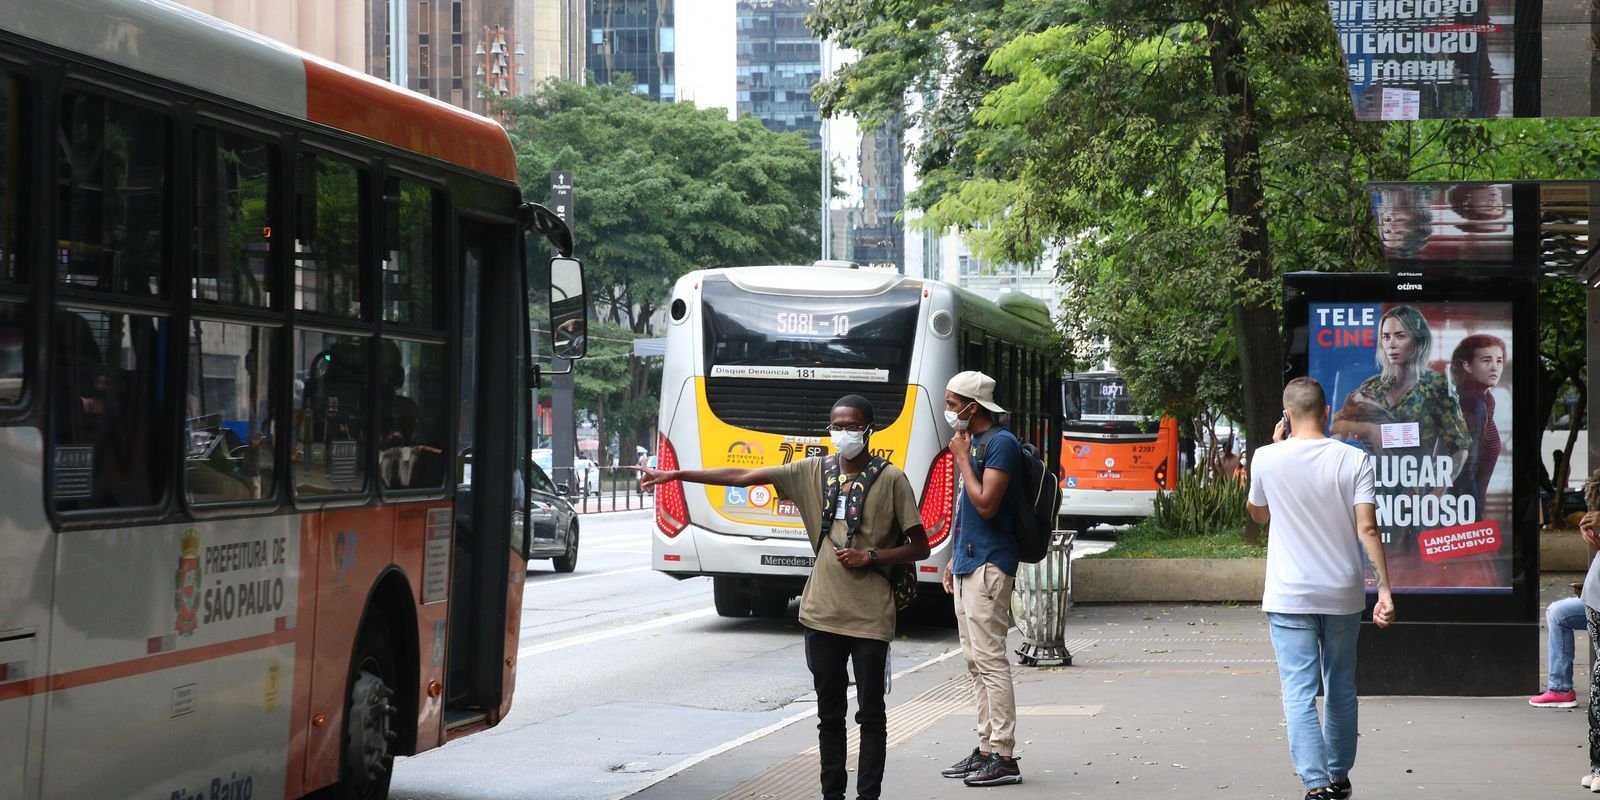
[953,563,1016,756]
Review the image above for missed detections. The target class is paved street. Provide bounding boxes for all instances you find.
[390,511,1115,800]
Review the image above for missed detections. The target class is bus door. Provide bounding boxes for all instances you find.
[446,220,520,728]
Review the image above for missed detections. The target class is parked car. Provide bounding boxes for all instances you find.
[531,448,600,496]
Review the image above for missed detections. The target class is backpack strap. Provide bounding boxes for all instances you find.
[820,455,890,546]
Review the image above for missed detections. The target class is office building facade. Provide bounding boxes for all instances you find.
[587,0,675,101]
[735,0,821,148]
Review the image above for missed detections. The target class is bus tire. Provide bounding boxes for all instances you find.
[552,523,579,573]
[328,614,399,800]
[712,576,751,617]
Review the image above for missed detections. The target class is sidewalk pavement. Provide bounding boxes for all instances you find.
[629,573,1591,800]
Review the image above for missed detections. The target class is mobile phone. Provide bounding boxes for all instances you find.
[1282,412,1291,435]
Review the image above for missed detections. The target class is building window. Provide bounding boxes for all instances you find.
[419,44,431,77]
[452,1,461,33]
[418,0,430,33]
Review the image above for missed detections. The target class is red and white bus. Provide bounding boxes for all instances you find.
[1058,371,1181,532]
[0,2,586,798]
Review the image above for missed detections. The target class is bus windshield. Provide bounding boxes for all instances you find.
[701,277,921,384]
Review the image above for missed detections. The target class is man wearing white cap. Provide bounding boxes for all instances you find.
[938,370,1024,787]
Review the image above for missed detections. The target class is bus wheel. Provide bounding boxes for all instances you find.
[552,524,579,573]
[750,589,790,618]
[335,615,399,800]
[712,577,751,617]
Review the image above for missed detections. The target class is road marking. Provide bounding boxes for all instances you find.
[527,566,649,587]
[604,645,967,800]
[516,607,718,659]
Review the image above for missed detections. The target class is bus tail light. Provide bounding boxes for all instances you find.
[1154,458,1170,489]
[920,448,956,548]
[655,434,690,537]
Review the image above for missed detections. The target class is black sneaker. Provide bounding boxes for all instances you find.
[941,748,988,779]
[1327,778,1352,799]
[1304,788,1332,800]
[963,754,1022,786]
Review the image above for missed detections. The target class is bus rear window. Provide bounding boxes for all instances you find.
[701,278,921,384]
[1070,377,1144,423]
[700,278,921,436]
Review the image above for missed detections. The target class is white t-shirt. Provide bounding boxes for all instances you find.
[1248,437,1376,615]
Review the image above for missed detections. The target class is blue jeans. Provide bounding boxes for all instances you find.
[1547,596,1588,692]
[1268,612,1362,791]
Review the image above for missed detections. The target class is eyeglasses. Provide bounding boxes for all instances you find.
[824,424,869,433]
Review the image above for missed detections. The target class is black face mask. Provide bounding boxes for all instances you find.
[82,386,105,400]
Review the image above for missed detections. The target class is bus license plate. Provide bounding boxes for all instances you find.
[761,555,814,568]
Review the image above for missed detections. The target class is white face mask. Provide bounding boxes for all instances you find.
[945,402,975,432]
[830,429,868,460]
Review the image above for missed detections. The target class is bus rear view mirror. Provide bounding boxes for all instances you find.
[550,256,588,361]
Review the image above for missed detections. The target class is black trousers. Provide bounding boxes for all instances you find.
[804,627,890,800]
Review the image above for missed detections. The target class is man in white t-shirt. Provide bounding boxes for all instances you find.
[1247,376,1395,800]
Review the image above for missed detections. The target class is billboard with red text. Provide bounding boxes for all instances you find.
[1309,300,1513,592]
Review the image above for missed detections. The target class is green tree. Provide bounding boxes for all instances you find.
[501,80,822,462]
[815,1,1600,528]
[815,0,1394,542]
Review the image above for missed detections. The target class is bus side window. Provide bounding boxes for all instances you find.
[186,322,278,505]
[379,337,446,492]
[292,332,370,497]
[0,304,23,407]
[50,308,169,511]
[963,337,983,372]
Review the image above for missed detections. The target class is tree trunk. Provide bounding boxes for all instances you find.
[1556,376,1588,525]
[1205,0,1281,546]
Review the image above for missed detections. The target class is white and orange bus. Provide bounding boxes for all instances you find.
[1057,371,1181,532]
[0,2,587,798]
[650,266,1061,616]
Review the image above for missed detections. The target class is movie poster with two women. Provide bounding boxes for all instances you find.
[1309,301,1513,592]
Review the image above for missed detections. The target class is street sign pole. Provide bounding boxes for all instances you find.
[550,170,577,490]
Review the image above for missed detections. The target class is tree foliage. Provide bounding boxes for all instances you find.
[501,80,822,461]
[815,1,1596,513]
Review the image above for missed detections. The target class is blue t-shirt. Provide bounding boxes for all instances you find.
[951,426,1021,577]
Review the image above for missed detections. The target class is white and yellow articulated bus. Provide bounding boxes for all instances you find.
[650,264,1061,616]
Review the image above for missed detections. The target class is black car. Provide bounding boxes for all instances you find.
[516,460,581,572]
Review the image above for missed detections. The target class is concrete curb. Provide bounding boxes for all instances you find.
[1072,557,1265,602]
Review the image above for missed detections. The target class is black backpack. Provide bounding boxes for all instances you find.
[978,431,1058,564]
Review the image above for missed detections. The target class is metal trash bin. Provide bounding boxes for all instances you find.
[1012,531,1074,667]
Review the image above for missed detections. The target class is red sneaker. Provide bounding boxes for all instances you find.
[1529,689,1578,708]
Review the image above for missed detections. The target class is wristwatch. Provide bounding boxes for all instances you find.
[868,549,879,562]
